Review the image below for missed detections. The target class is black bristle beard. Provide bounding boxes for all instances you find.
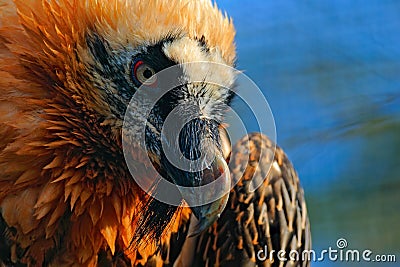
[130,179,182,250]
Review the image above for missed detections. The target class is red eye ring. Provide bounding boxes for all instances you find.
[131,59,157,87]
[133,60,144,76]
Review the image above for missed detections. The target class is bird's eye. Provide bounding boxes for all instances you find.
[131,59,157,86]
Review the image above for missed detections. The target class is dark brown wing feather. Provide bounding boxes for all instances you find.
[168,133,311,267]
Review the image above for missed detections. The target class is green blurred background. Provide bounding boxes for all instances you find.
[217,0,400,266]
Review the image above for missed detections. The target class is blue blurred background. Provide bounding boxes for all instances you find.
[217,1,400,266]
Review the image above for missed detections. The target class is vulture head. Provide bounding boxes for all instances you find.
[3,0,237,246]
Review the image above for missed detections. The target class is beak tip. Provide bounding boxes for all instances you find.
[187,212,221,238]
[187,193,229,237]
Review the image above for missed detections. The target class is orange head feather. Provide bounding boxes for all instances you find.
[0,0,236,265]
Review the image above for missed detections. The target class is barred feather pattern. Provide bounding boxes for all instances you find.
[189,133,311,267]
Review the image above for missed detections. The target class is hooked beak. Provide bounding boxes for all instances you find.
[158,118,231,236]
[185,154,230,237]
